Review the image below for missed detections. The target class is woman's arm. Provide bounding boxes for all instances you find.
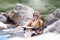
[39,19,43,27]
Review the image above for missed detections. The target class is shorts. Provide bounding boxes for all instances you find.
[32,27,42,31]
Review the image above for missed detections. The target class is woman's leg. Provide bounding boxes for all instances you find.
[36,30,42,35]
[24,28,32,38]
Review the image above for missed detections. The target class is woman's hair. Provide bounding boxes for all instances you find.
[33,11,40,19]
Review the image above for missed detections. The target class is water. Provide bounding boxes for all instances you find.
[0,35,10,40]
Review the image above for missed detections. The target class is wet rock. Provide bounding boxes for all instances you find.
[53,8,60,18]
[0,14,7,23]
[7,3,34,26]
[0,22,7,30]
[46,8,60,26]
[46,14,59,26]
[44,19,60,33]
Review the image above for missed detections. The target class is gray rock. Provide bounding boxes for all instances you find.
[53,8,60,18]
[46,14,59,26]
[46,8,60,26]
[8,3,34,26]
[0,14,7,23]
[44,19,60,33]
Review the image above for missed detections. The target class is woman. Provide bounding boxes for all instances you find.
[24,11,43,37]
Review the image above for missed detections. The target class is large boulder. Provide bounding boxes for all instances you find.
[46,8,60,26]
[44,19,60,33]
[0,14,7,23]
[0,22,7,30]
[45,14,59,26]
[53,8,60,18]
[7,3,34,26]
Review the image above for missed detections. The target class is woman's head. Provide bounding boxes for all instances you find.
[33,11,40,20]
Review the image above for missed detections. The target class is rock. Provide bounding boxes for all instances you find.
[46,14,59,26]
[46,8,60,26]
[0,14,7,23]
[53,8,60,18]
[8,3,34,26]
[44,19,60,33]
[0,22,7,30]
[12,26,24,33]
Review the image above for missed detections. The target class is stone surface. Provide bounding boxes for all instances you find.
[46,8,60,26]
[0,14,7,23]
[44,19,60,33]
[7,3,34,26]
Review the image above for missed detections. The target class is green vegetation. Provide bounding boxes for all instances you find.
[0,0,60,18]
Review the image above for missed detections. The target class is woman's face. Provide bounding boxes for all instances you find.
[33,13,38,20]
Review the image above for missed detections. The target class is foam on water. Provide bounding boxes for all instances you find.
[7,32,60,40]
